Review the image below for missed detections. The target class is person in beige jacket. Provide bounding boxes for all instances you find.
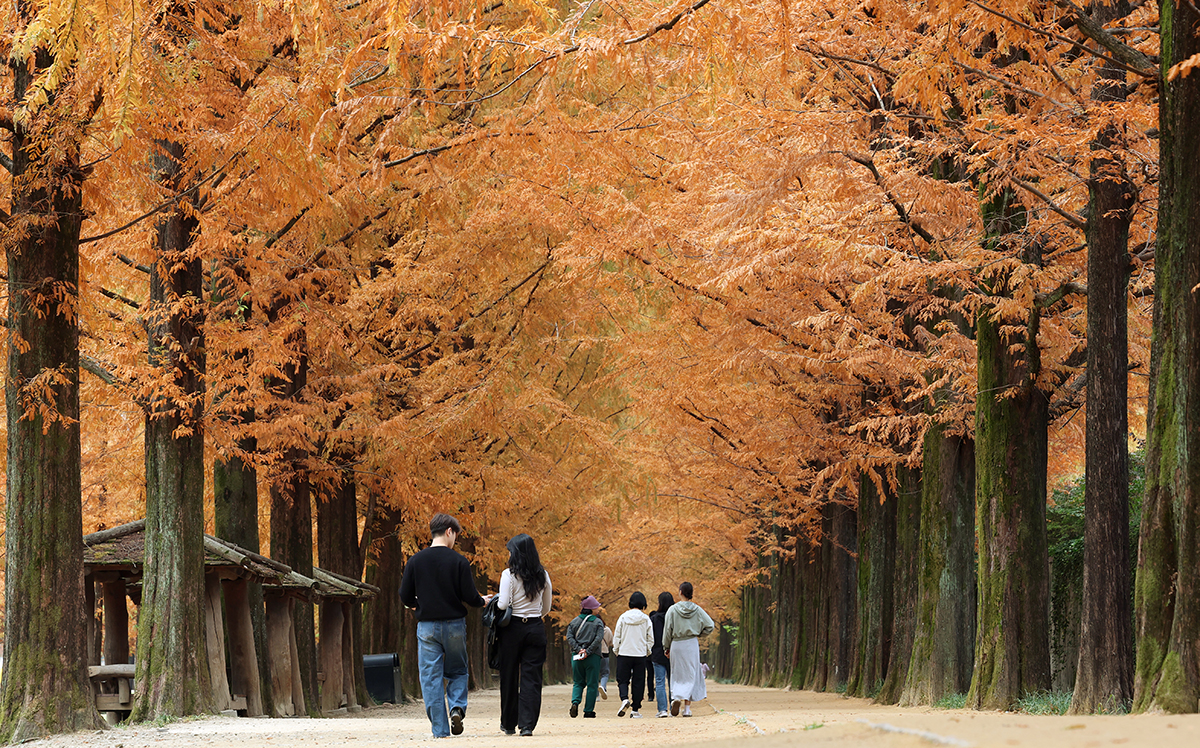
[612,591,654,718]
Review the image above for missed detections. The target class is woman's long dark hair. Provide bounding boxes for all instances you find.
[657,591,675,614]
[507,534,547,599]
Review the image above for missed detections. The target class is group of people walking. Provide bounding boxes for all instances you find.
[567,585,714,720]
[398,512,713,739]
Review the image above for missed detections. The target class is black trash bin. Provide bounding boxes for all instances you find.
[363,653,402,704]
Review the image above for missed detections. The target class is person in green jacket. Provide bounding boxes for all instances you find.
[566,596,605,718]
[662,581,714,717]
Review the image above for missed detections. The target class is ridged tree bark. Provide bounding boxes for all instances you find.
[968,302,1051,709]
[264,303,319,713]
[0,35,104,742]
[132,138,214,721]
[847,473,896,698]
[1132,0,1200,714]
[901,426,976,705]
[317,458,369,704]
[877,466,921,704]
[1071,0,1136,712]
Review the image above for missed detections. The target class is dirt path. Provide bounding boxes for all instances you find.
[22,682,1200,748]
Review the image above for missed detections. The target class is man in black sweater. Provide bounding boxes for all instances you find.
[399,513,488,738]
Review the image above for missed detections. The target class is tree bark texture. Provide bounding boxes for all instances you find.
[968,308,1051,709]
[0,42,103,742]
[901,426,976,706]
[265,312,318,714]
[735,528,804,688]
[132,138,214,721]
[317,470,370,704]
[847,473,896,699]
[1132,0,1200,714]
[877,466,921,704]
[1071,56,1136,713]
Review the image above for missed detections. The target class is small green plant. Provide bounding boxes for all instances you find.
[803,722,824,730]
[867,680,883,700]
[835,680,848,694]
[1016,690,1073,715]
[933,693,967,709]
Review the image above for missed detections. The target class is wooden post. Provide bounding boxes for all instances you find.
[223,578,264,716]
[319,601,345,712]
[289,599,307,716]
[102,579,129,668]
[205,573,233,710]
[341,601,358,710]
[265,593,295,716]
[85,574,99,667]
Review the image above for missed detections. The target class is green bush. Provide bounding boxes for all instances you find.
[1015,690,1072,715]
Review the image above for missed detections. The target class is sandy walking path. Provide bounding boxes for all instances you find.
[20,682,1200,748]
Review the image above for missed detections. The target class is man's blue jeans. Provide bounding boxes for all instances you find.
[653,662,670,713]
[417,618,469,737]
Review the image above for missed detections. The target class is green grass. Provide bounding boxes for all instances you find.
[933,692,967,709]
[1015,690,1073,715]
[803,722,824,730]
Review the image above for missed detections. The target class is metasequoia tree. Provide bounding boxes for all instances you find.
[1071,0,1144,716]
[0,7,105,741]
[1133,0,1200,714]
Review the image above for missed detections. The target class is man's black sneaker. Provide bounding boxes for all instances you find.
[450,707,464,735]
[570,702,579,718]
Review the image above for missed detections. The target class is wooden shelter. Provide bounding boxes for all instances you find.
[82,520,378,719]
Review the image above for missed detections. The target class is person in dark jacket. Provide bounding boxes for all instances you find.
[648,591,674,717]
[399,513,488,738]
[566,596,605,718]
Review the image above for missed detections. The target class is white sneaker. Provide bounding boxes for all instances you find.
[630,711,642,718]
[682,706,692,717]
[598,685,607,700]
[617,698,631,717]
[657,710,669,718]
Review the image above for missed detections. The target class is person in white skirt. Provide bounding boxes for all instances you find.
[662,581,715,717]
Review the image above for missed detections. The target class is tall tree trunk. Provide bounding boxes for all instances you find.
[363,503,418,698]
[878,465,921,704]
[1132,0,1200,714]
[901,426,976,705]
[1071,3,1136,711]
[211,261,271,708]
[264,307,318,713]
[0,41,103,742]
[847,472,896,698]
[317,461,369,704]
[132,139,214,721]
[968,304,1051,709]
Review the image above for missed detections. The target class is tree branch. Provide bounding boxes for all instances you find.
[422,0,715,108]
[1035,280,1087,308]
[1008,174,1087,230]
[98,285,141,309]
[838,151,938,244]
[81,107,284,245]
[967,0,1157,79]
[81,355,120,386]
[1054,0,1158,77]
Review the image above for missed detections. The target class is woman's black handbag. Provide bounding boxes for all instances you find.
[482,596,511,670]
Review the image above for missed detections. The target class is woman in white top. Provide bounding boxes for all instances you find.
[496,534,553,736]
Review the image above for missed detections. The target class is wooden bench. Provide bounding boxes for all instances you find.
[89,664,135,713]
[87,665,248,714]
